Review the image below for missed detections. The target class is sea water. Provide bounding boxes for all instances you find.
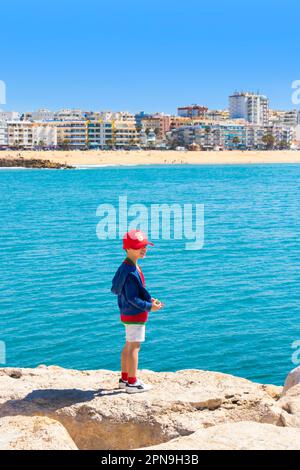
[0,164,299,385]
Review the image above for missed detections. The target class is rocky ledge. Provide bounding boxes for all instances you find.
[0,157,74,169]
[0,366,300,450]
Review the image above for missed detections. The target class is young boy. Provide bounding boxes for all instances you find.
[111,229,163,394]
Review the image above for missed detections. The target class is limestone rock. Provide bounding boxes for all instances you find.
[0,366,286,450]
[278,383,300,427]
[139,421,300,450]
[282,366,300,396]
[0,416,77,450]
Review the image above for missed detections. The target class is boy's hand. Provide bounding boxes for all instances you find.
[151,298,164,311]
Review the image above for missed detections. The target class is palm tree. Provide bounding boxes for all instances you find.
[61,139,70,150]
[262,133,275,150]
[277,140,290,150]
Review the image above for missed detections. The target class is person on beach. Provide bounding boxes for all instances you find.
[111,229,163,394]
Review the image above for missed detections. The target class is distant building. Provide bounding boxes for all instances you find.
[177,105,208,118]
[0,121,8,148]
[7,121,34,149]
[229,92,269,125]
[7,121,57,149]
[139,128,148,146]
[140,114,170,140]
[23,108,55,121]
[87,118,138,149]
[204,109,229,121]
[135,111,151,130]
[54,109,84,121]
[294,124,300,147]
[0,110,20,121]
[146,129,156,146]
[32,122,57,147]
[169,122,294,150]
[141,114,196,140]
[55,121,87,149]
[84,111,103,121]
[97,111,136,122]
[269,109,300,127]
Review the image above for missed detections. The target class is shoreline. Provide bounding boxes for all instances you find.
[1,149,300,167]
[2,161,300,171]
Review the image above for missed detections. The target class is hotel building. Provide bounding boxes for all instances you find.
[229,92,269,126]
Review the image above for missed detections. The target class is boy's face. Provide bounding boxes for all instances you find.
[127,246,148,260]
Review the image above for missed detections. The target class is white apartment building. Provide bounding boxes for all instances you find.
[0,121,8,148]
[54,109,84,121]
[97,111,136,122]
[7,121,57,148]
[32,122,57,147]
[0,110,21,121]
[229,92,269,125]
[275,110,300,127]
[7,121,34,148]
[270,124,295,146]
[23,108,55,121]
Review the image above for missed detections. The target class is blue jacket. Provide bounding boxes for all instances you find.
[111,260,152,317]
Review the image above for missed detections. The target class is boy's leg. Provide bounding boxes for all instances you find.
[121,341,130,380]
[127,341,141,382]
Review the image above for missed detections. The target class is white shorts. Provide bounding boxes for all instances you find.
[125,324,146,343]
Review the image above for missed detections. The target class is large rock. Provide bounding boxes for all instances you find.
[282,366,300,395]
[276,367,300,428]
[0,366,286,450]
[278,384,300,427]
[139,421,300,450]
[0,415,77,450]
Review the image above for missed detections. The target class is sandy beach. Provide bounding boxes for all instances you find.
[1,149,300,167]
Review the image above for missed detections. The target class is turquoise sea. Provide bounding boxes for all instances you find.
[1,164,299,385]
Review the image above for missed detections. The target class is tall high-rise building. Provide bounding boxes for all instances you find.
[229,92,269,125]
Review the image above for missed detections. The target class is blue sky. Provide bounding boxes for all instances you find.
[1,0,300,113]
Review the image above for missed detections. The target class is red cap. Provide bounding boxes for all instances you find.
[123,229,154,250]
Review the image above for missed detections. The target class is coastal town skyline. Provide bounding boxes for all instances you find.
[1,90,300,151]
